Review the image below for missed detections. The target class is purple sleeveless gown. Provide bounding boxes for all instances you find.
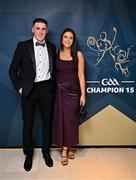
[52,58,81,147]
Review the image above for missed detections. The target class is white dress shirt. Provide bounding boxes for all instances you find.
[33,37,50,82]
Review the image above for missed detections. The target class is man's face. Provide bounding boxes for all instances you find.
[32,22,48,42]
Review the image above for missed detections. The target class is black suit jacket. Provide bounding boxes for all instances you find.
[9,39,56,97]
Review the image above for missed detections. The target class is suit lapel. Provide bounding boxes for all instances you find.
[28,39,36,71]
[46,42,53,75]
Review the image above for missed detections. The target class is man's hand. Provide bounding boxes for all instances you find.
[19,88,23,95]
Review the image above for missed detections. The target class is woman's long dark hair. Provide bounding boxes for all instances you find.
[58,28,78,61]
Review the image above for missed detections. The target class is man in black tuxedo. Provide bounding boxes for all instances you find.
[9,18,56,171]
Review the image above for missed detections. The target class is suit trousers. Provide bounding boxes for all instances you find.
[21,79,53,156]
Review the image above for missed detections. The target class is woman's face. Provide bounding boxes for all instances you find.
[62,32,74,48]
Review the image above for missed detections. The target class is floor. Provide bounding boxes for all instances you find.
[0,148,136,180]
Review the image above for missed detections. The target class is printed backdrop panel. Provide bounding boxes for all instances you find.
[0,0,136,146]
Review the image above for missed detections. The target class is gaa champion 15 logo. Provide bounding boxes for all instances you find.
[87,78,135,94]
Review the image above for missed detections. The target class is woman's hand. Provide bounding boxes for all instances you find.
[80,94,86,106]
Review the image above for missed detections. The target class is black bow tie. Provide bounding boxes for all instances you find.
[35,42,45,47]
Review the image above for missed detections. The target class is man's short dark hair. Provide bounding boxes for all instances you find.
[32,18,48,26]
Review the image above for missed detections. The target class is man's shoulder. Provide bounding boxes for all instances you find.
[17,39,33,47]
[46,41,56,48]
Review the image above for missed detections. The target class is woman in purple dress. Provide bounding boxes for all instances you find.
[52,28,86,166]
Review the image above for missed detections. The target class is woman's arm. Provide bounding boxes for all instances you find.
[77,51,86,106]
